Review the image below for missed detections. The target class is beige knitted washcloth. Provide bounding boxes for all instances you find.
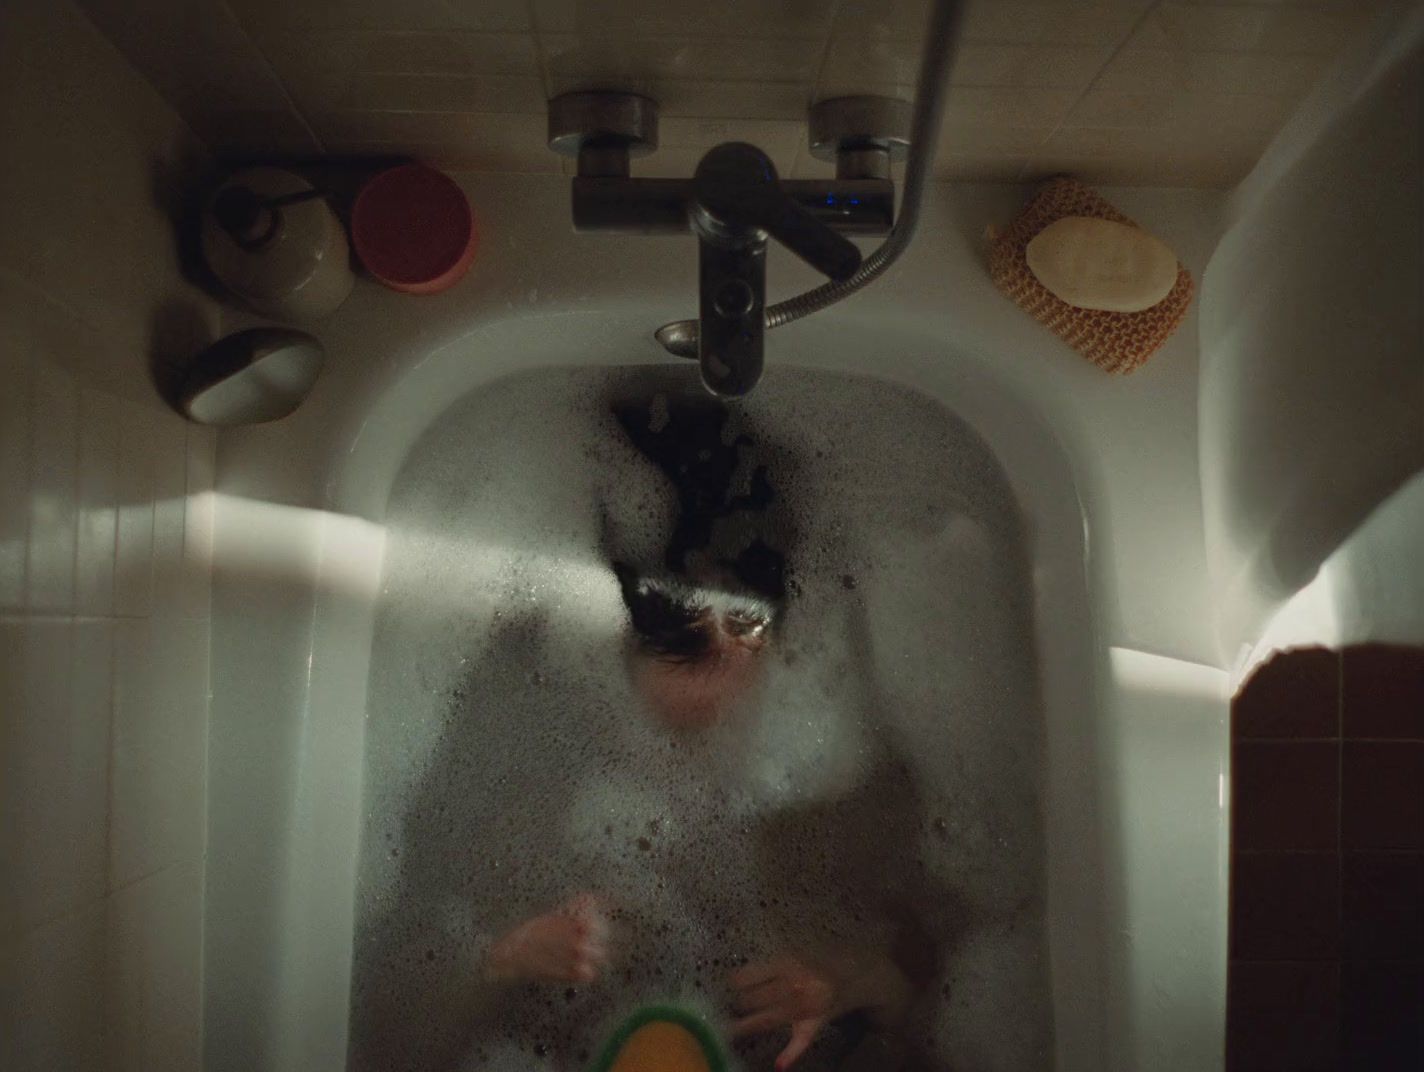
[987,176,1194,374]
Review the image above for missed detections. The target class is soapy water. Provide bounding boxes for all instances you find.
[348,367,1052,1071]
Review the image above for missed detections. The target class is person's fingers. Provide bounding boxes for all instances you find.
[536,941,575,977]
[731,1006,794,1038]
[537,963,588,984]
[567,920,607,982]
[574,940,607,975]
[488,911,609,985]
[775,1019,823,1071]
[529,922,576,968]
[730,957,789,991]
[732,976,796,1014]
[584,910,610,944]
[543,946,593,984]
[578,928,605,953]
[526,959,571,984]
[566,892,608,921]
[567,893,611,951]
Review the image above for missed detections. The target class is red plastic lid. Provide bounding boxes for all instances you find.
[351,163,476,294]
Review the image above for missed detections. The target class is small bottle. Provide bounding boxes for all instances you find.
[201,166,354,322]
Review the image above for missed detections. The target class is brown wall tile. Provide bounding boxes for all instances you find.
[1341,961,1424,1071]
[1343,645,1424,740]
[1236,647,1341,739]
[1228,1008,1341,1071]
[1232,853,1341,960]
[1234,741,1340,851]
[1230,645,1424,1072]
[1343,853,1424,962]
[1230,960,1342,1015]
[1228,961,1340,1072]
[1342,742,1424,851]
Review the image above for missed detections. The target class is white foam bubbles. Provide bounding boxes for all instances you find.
[347,366,1051,1072]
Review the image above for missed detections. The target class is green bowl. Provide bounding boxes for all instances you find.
[588,1004,729,1072]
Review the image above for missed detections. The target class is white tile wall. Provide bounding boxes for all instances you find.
[0,345,31,608]
[0,1,218,1069]
[26,363,80,613]
[111,618,210,888]
[107,861,205,1070]
[76,390,121,618]
[0,902,110,1071]
[75,0,1392,187]
[2,620,110,934]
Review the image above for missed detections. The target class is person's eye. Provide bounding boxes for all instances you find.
[725,615,766,639]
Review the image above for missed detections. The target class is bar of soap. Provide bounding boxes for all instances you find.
[1024,216,1178,313]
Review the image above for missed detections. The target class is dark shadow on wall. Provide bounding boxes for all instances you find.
[146,137,233,310]
[148,297,218,412]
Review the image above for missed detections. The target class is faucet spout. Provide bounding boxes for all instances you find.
[548,91,904,397]
[690,142,862,397]
[696,233,767,397]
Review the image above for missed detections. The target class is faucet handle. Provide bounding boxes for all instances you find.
[756,186,864,282]
[693,143,862,282]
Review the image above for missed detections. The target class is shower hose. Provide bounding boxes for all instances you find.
[655,0,965,356]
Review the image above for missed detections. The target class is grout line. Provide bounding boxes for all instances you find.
[1237,736,1424,744]
[807,0,847,107]
[0,265,109,367]
[107,859,188,898]
[214,0,326,154]
[9,328,35,616]
[106,392,123,624]
[0,890,106,946]
[103,603,119,920]
[1230,848,1424,857]
[1233,849,1346,857]
[1334,649,1345,1062]
[0,613,214,625]
[60,368,82,627]
[526,0,557,104]
[1040,0,1164,148]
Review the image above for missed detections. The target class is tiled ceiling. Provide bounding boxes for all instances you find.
[77,0,1393,188]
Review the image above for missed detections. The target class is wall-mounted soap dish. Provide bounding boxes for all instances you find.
[178,327,324,425]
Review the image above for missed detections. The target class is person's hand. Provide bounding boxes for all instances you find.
[485,893,609,984]
[729,951,913,1070]
[729,954,838,1070]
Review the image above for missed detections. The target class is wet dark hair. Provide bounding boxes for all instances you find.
[610,393,786,659]
[612,397,787,603]
[613,563,713,659]
[613,563,774,663]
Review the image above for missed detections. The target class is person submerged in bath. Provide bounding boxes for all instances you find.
[611,389,787,732]
[476,581,918,1068]
[476,393,921,1070]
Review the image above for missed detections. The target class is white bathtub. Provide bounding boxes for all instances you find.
[204,178,1229,1072]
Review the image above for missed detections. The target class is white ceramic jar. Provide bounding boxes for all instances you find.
[201,166,354,322]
